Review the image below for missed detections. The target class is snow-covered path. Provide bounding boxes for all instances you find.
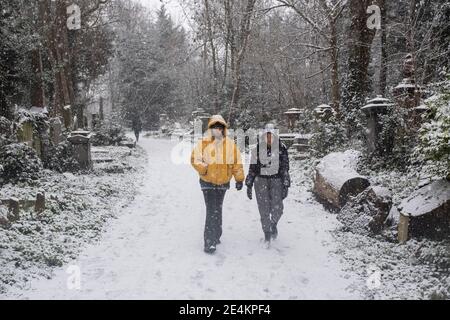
[8,137,362,300]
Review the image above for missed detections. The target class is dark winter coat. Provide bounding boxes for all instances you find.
[132,118,142,133]
[245,137,291,188]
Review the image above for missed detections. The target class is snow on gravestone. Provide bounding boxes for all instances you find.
[313,150,370,209]
[398,179,450,242]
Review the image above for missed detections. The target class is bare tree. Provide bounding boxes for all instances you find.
[203,0,220,112]
[227,0,258,122]
[275,0,346,113]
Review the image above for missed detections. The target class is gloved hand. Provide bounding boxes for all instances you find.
[282,186,289,200]
[236,182,243,191]
[247,186,253,200]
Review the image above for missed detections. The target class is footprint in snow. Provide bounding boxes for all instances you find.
[299,276,309,285]
[215,254,226,267]
[191,270,204,280]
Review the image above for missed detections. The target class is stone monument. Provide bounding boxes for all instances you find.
[68,130,93,170]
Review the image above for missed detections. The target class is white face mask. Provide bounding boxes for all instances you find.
[211,128,223,138]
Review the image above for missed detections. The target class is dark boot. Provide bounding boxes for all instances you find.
[204,244,217,254]
[271,223,278,240]
[264,232,272,243]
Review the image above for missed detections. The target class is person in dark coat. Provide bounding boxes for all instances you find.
[245,124,291,244]
[132,117,142,142]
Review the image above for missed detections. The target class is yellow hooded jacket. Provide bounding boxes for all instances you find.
[191,115,245,185]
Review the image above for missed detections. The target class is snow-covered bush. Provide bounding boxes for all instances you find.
[44,141,80,173]
[414,77,450,179]
[309,115,347,157]
[91,113,127,146]
[379,107,406,156]
[16,109,49,135]
[0,143,43,185]
[363,106,416,171]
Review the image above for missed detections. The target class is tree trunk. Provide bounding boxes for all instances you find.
[313,151,370,208]
[44,0,75,122]
[30,1,47,109]
[330,21,340,114]
[378,0,387,96]
[30,48,45,108]
[222,0,232,93]
[204,0,220,113]
[342,0,377,135]
[227,0,257,123]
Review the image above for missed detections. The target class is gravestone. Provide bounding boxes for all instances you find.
[50,117,63,145]
[17,121,33,147]
[159,113,170,134]
[361,96,394,154]
[68,131,93,170]
[284,108,302,131]
[62,105,73,130]
[191,108,211,136]
[35,191,46,214]
[7,197,20,221]
[290,134,313,160]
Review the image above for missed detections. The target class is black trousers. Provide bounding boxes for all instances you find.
[202,188,226,248]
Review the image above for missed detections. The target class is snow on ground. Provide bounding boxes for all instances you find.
[0,145,147,295]
[2,137,447,300]
[333,231,450,300]
[3,137,363,300]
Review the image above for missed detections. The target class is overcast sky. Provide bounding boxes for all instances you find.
[138,0,190,29]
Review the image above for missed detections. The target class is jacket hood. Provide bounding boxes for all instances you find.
[208,115,228,129]
[206,115,229,138]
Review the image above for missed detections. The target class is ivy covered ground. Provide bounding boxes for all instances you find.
[0,145,146,294]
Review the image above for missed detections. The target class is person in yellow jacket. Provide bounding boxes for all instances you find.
[191,115,245,254]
